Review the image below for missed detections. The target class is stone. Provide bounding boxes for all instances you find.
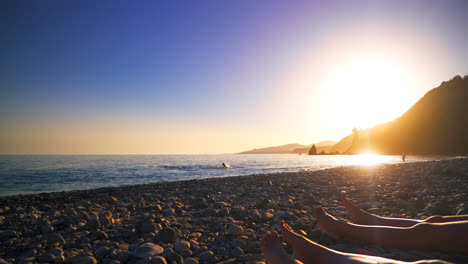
[425,202,452,215]
[18,256,36,263]
[40,223,54,234]
[118,252,133,263]
[245,242,260,253]
[94,246,111,259]
[184,258,199,264]
[99,210,112,220]
[138,221,158,233]
[150,256,168,264]
[191,197,208,209]
[36,253,56,262]
[80,211,91,221]
[66,208,78,217]
[231,247,244,258]
[226,224,243,236]
[100,217,112,226]
[77,222,87,229]
[262,212,274,221]
[155,227,177,243]
[178,249,193,257]
[231,239,246,248]
[250,210,262,222]
[18,248,37,259]
[68,255,98,264]
[294,217,309,226]
[45,232,66,246]
[133,242,164,259]
[198,251,215,262]
[162,247,173,257]
[217,259,238,264]
[274,211,288,219]
[166,252,183,264]
[173,240,190,253]
[50,247,64,255]
[0,230,17,241]
[87,218,101,229]
[94,230,109,240]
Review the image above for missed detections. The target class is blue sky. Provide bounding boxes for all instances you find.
[1,0,468,154]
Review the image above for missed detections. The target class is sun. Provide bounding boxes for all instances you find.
[320,54,415,131]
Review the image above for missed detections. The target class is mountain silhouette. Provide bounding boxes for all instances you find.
[239,144,307,154]
[239,141,336,154]
[334,75,468,155]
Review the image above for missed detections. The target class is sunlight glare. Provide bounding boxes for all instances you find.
[352,152,384,166]
[320,54,416,132]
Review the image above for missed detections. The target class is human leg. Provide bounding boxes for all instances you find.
[315,206,468,254]
[424,214,468,223]
[342,192,468,226]
[342,192,421,227]
[278,221,453,264]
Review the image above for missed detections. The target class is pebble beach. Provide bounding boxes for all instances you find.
[1,158,467,264]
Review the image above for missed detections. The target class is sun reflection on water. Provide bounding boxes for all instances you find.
[352,152,386,166]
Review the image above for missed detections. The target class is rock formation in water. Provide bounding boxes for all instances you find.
[308,144,317,155]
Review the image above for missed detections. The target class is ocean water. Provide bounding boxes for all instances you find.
[0,154,439,197]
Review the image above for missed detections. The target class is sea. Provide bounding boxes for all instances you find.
[0,154,442,197]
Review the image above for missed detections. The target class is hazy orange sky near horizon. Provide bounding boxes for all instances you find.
[2,1,468,154]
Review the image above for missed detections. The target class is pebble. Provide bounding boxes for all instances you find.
[198,251,215,262]
[133,242,164,259]
[36,253,56,262]
[226,224,244,236]
[231,246,244,258]
[166,252,183,264]
[173,240,191,253]
[45,232,66,246]
[184,258,199,264]
[138,221,158,233]
[40,223,54,233]
[68,255,98,264]
[86,218,101,229]
[18,248,36,259]
[155,227,177,243]
[150,256,168,264]
[0,230,17,241]
[94,246,111,259]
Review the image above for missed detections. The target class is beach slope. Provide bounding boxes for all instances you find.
[1,158,467,263]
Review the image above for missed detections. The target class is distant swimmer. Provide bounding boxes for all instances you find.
[222,162,231,168]
[402,154,407,162]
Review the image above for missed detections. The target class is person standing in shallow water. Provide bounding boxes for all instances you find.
[402,154,407,162]
[261,192,468,264]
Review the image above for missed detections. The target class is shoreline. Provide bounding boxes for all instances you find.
[0,156,461,199]
[1,158,467,263]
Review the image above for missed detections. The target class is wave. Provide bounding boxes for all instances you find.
[160,164,236,171]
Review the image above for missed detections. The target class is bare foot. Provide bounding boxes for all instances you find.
[279,221,325,263]
[342,191,374,225]
[314,206,344,236]
[261,231,302,264]
[280,221,408,264]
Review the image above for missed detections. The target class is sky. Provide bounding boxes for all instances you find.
[1,0,468,154]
